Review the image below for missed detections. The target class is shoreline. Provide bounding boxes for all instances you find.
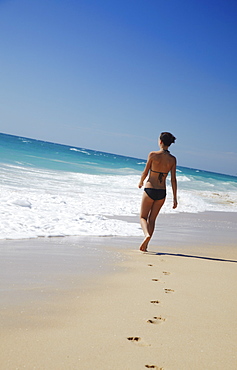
[1,210,237,248]
[0,211,236,369]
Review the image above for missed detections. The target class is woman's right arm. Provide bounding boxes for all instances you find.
[138,152,153,188]
[170,158,178,209]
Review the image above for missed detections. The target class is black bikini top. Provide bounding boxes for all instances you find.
[150,169,168,183]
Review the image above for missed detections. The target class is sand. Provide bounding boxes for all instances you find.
[0,212,236,369]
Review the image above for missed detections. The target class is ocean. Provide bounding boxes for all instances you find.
[0,133,236,240]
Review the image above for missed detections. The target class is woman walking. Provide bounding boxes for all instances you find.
[138,132,177,251]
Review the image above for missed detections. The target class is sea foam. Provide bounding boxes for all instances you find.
[0,162,236,240]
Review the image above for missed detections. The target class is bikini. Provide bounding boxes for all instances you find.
[144,169,168,201]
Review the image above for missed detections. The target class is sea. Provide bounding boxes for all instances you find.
[0,132,237,240]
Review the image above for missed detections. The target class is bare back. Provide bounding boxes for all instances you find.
[145,150,176,189]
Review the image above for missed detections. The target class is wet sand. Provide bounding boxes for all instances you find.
[0,212,236,369]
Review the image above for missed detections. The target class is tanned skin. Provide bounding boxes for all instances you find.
[138,139,177,252]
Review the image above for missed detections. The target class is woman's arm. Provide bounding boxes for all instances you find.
[138,152,153,188]
[170,158,178,209]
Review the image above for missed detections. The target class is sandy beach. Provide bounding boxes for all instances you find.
[0,212,236,370]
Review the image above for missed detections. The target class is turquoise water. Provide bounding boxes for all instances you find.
[0,133,145,175]
[0,133,236,239]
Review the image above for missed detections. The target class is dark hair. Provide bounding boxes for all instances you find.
[160,132,176,146]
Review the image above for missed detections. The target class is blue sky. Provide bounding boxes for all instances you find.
[1,0,237,175]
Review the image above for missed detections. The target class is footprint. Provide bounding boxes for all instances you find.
[127,337,150,347]
[150,300,160,305]
[145,366,163,369]
[127,336,140,342]
[163,271,170,275]
[147,316,166,324]
[164,288,174,293]
[152,278,160,282]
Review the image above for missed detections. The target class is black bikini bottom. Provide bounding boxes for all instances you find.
[144,188,166,201]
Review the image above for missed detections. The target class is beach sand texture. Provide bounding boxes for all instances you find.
[0,213,237,369]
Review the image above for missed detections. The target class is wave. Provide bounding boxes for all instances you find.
[177,175,191,182]
[1,133,237,239]
[0,162,236,240]
[70,148,91,155]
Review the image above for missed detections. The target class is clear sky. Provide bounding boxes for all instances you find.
[1,0,237,175]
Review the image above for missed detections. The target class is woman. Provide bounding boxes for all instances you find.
[138,132,177,252]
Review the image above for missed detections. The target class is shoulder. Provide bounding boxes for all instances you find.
[148,151,159,159]
[169,154,177,168]
[169,153,176,161]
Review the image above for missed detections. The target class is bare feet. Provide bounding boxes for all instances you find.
[139,235,151,252]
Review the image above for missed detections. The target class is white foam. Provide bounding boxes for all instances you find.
[12,199,32,208]
[0,163,236,240]
[70,148,90,155]
[0,164,143,239]
[177,175,191,182]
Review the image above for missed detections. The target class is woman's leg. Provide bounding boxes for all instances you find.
[147,198,166,238]
[139,192,154,251]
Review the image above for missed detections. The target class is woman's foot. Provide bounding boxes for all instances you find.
[139,235,151,252]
